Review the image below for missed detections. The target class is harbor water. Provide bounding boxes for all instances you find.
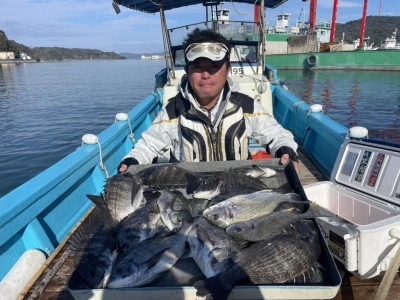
[1,60,399,197]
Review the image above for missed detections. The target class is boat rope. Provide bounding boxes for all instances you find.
[302,104,324,144]
[81,134,110,178]
[147,0,161,8]
[228,0,259,16]
[115,113,135,145]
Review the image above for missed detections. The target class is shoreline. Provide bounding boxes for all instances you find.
[0,59,38,64]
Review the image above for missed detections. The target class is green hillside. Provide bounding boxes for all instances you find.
[335,16,400,45]
[0,30,124,61]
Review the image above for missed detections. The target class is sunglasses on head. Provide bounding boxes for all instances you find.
[185,42,229,62]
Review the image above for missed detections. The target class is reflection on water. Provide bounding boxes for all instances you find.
[347,78,360,127]
[278,69,400,144]
[0,60,166,197]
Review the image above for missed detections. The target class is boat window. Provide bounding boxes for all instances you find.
[174,49,186,66]
[169,21,259,66]
[230,45,257,63]
[168,21,259,48]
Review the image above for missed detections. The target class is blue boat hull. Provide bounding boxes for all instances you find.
[0,66,347,282]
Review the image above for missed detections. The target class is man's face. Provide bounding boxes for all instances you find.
[185,58,231,106]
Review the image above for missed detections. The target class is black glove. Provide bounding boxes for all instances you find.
[274,146,299,162]
[118,157,139,173]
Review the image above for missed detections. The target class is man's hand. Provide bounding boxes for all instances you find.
[118,164,128,173]
[118,157,139,173]
[280,154,299,173]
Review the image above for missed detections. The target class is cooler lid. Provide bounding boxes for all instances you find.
[330,138,400,206]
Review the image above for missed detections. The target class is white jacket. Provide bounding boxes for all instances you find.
[122,76,297,164]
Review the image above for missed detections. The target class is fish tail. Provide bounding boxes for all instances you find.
[310,201,320,215]
[303,202,318,219]
[194,275,233,300]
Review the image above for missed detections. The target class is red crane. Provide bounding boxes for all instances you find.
[329,0,339,44]
[359,0,368,49]
[308,0,317,35]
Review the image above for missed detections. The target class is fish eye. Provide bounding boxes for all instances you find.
[213,214,219,220]
[234,227,242,232]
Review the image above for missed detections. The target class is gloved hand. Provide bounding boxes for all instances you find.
[118,157,139,173]
[275,146,299,172]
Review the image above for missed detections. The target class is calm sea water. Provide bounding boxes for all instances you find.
[1,61,399,197]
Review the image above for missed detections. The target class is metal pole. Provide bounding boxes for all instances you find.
[159,6,172,84]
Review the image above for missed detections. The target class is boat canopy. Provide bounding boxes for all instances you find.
[115,0,287,14]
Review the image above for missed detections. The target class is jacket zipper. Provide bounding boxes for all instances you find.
[207,110,219,161]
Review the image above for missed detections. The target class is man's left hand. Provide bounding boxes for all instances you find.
[280,154,299,173]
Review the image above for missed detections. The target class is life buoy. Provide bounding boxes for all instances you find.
[306,54,318,67]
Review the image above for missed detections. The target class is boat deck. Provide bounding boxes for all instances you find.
[22,150,400,300]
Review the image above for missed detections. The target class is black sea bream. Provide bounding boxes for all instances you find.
[194,232,319,300]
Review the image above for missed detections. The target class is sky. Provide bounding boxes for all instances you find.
[0,0,398,54]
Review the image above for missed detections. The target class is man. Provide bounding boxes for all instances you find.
[119,28,299,172]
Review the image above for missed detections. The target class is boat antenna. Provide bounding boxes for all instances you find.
[259,0,266,74]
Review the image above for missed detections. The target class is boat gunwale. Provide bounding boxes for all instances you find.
[0,91,163,247]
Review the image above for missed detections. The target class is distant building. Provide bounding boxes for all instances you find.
[0,52,15,60]
[141,54,165,60]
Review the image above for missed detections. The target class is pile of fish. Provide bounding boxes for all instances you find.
[69,164,324,299]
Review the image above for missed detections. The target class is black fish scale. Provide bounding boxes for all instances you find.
[138,165,199,189]
[196,171,268,196]
[117,198,164,252]
[219,172,267,191]
[103,173,143,221]
[219,232,316,285]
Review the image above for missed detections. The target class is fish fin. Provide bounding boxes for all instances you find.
[86,194,107,209]
[185,173,202,195]
[68,207,107,262]
[194,275,233,300]
[310,201,320,215]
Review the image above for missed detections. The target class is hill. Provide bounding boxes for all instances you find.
[0,30,124,61]
[335,16,400,45]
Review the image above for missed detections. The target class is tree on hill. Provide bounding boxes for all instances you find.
[0,29,124,61]
[335,16,400,46]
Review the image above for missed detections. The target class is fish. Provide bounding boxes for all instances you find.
[286,219,322,259]
[187,217,237,278]
[137,164,201,193]
[116,195,167,253]
[192,170,269,200]
[226,205,315,242]
[156,189,193,231]
[107,212,195,288]
[68,207,118,289]
[232,165,277,178]
[194,232,319,300]
[87,172,144,222]
[203,191,306,229]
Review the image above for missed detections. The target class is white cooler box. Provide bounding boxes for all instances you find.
[304,138,400,279]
